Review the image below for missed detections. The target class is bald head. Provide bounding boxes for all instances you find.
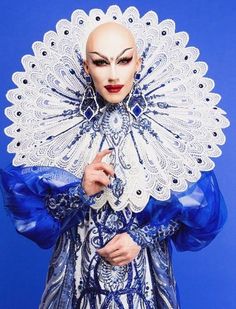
[85,22,138,60]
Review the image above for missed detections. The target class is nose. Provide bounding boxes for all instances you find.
[108,64,119,82]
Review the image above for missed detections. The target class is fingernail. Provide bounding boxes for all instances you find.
[108,147,114,150]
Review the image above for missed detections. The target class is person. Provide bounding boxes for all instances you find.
[0,6,228,309]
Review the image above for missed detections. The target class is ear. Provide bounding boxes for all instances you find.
[136,56,142,72]
[83,60,89,74]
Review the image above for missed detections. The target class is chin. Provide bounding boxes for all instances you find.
[101,94,124,104]
[103,91,130,104]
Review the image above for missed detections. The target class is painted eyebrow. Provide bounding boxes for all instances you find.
[89,47,133,61]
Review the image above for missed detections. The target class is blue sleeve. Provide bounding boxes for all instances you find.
[172,171,227,251]
[135,171,227,251]
[0,165,94,249]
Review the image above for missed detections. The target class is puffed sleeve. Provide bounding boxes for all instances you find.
[134,171,227,251]
[171,171,227,251]
[0,165,95,249]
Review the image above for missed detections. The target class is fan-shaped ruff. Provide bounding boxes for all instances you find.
[4,5,229,212]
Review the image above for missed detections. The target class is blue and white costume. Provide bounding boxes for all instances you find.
[0,5,229,309]
[0,165,226,308]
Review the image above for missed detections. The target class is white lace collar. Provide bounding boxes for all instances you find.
[5,5,229,211]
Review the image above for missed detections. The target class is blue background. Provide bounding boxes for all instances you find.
[0,0,235,308]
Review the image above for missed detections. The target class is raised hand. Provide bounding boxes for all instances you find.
[82,149,115,196]
[97,232,141,266]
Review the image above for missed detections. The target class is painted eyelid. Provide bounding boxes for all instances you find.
[92,57,132,65]
[92,59,109,65]
[117,57,133,63]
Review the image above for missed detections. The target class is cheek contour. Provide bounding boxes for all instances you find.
[87,62,137,103]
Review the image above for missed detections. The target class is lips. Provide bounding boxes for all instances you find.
[104,84,124,93]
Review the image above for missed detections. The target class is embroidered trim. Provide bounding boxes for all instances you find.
[127,220,180,248]
[46,179,95,220]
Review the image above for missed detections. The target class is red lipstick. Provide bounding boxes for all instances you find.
[104,84,124,93]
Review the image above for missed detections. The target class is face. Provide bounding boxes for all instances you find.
[84,22,141,104]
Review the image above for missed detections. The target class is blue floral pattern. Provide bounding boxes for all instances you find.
[0,165,227,309]
[73,205,175,308]
[46,179,95,220]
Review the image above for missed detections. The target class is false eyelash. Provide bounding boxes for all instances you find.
[118,56,133,64]
[92,59,109,66]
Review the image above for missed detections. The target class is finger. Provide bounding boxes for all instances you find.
[92,149,113,164]
[97,237,121,257]
[88,172,110,187]
[97,245,118,257]
[108,249,124,259]
[106,254,125,264]
[95,174,110,187]
[92,162,114,177]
